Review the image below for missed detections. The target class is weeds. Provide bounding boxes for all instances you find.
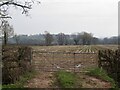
[2,71,36,88]
[56,70,76,88]
[87,68,116,88]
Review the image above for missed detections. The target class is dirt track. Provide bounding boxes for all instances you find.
[24,72,111,88]
[24,72,56,88]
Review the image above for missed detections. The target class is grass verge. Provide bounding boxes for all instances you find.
[56,70,76,88]
[86,67,116,88]
[2,71,36,88]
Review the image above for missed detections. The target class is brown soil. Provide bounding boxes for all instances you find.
[24,72,112,88]
[24,72,56,88]
[76,73,112,88]
[24,46,112,88]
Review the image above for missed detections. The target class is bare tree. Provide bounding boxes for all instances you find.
[44,31,53,46]
[1,20,14,45]
[72,32,81,45]
[0,0,40,18]
[13,33,20,45]
[92,37,99,45]
[81,32,93,45]
[57,33,66,45]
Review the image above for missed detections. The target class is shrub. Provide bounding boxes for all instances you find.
[2,45,32,84]
[98,49,120,87]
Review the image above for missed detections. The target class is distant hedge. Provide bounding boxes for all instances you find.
[98,48,120,87]
[2,45,32,84]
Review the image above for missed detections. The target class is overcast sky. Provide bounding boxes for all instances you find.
[9,0,118,38]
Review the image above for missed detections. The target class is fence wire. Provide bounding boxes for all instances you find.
[33,51,98,73]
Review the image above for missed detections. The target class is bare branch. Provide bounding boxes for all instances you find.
[0,16,12,18]
[0,0,40,19]
[0,1,31,9]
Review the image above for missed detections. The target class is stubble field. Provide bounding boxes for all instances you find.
[31,45,118,72]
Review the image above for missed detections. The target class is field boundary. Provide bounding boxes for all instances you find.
[33,50,98,73]
[33,51,97,54]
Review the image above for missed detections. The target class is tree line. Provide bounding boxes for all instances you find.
[0,0,119,46]
[0,21,119,46]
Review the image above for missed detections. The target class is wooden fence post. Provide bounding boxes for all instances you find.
[73,53,75,73]
[30,48,33,65]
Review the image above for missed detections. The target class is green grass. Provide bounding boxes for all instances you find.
[0,85,2,90]
[56,70,76,88]
[87,67,116,88]
[2,71,36,88]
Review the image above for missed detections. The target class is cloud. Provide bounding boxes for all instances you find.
[9,0,118,38]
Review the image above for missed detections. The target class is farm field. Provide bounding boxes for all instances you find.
[32,45,118,53]
[23,45,118,88]
[32,45,99,72]
[31,45,118,72]
[1,0,119,88]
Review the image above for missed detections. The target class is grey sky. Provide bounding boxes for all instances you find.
[9,0,118,38]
